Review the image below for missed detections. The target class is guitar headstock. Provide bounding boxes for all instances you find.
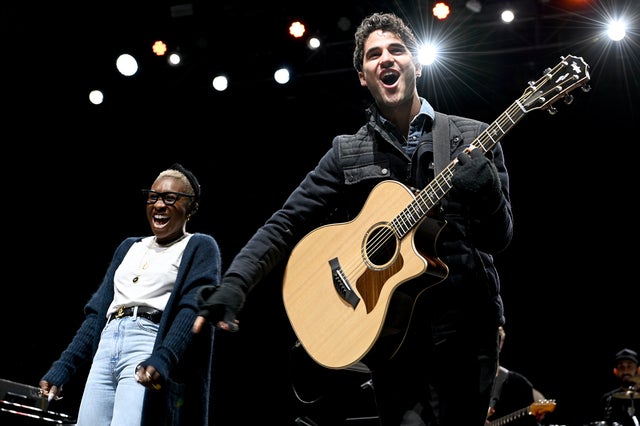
[520,55,590,114]
[530,399,557,416]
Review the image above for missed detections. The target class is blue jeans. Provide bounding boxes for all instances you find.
[76,316,158,426]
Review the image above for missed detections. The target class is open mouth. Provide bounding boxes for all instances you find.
[153,215,170,226]
[381,71,399,85]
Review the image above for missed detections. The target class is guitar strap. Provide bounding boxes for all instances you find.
[432,111,451,175]
[490,366,509,409]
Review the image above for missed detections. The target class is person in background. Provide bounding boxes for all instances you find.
[486,326,552,426]
[39,163,221,426]
[598,348,640,426]
[194,11,513,426]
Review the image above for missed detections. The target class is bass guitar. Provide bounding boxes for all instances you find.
[282,55,590,369]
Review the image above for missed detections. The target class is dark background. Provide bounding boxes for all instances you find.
[2,0,638,425]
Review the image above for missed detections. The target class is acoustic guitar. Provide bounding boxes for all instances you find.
[282,55,591,369]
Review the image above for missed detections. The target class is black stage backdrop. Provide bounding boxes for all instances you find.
[3,1,639,425]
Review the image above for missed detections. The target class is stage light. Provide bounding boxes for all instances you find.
[418,44,438,66]
[432,2,451,20]
[337,16,351,31]
[152,40,168,56]
[307,36,321,50]
[465,0,482,14]
[289,21,306,38]
[168,52,181,66]
[274,68,290,84]
[116,54,138,77]
[212,75,228,92]
[501,9,515,23]
[89,90,104,105]
[607,19,626,41]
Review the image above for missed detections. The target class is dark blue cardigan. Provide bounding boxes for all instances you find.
[41,232,221,425]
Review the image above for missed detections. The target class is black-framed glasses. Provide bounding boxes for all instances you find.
[141,189,194,206]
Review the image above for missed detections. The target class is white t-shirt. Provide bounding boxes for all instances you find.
[107,234,192,317]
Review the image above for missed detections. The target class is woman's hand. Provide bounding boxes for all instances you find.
[135,364,162,391]
[38,380,62,401]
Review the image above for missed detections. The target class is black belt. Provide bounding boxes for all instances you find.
[108,306,163,324]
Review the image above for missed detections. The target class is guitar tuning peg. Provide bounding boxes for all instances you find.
[547,106,558,115]
[564,94,574,105]
[581,84,592,93]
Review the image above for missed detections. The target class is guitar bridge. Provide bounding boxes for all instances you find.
[329,258,360,309]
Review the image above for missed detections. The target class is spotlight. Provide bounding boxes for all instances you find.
[432,2,451,20]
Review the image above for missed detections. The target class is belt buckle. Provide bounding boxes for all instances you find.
[115,306,125,319]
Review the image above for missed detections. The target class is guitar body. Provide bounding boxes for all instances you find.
[282,180,448,369]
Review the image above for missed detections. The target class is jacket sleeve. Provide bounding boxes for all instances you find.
[225,143,345,292]
[442,115,513,254]
[466,141,513,254]
[40,238,135,387]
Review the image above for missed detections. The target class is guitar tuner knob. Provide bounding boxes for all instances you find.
[547,106,558,115]
[581,84,592,92]
[564,94,574,105]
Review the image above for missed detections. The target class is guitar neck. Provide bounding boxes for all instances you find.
[392,102,527,239]
[393,54,591,238]
[487,406,530,426]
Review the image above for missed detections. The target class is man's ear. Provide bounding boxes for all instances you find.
[613,367,619,376]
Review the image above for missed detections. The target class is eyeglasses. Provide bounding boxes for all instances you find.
[141,189,194,206]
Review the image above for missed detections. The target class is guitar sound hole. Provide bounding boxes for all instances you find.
[364,224,397,269]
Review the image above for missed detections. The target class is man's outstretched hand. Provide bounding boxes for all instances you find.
[192,277,246,333]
